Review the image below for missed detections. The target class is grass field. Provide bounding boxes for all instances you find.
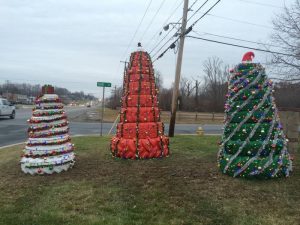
[0,136,299,225]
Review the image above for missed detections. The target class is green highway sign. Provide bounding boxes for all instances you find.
[97,82,111,87]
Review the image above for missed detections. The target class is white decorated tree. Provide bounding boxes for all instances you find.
[21,85,75,175]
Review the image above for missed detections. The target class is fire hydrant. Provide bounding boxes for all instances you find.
[196,127,204,136]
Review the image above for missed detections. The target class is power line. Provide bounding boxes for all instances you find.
[145,0,183,49]
[189,0,221,27]
[120,0,153,61]
[149,0,207,56]
[188,0,202,11]
[149,16,181,55]
[207,14,273,29]
[192,30,282,48]
[140,0,167,41]
[235,0,284,9]
[151,0,214,59]
[114,0,153,82]
[153,0,222,61]
[187,0,209,22]
[0,77,100,85]
[186,35,297,57]
[151,32,178,59]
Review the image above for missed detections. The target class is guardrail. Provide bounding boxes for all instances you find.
[160,111,223,122]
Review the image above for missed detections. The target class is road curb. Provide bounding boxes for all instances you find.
[0,142,25,149]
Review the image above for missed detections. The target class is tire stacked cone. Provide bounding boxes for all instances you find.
[20,85,75,175]
[111,51,170,159]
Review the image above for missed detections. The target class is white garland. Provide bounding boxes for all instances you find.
[29,119,68,129]
[223,105,272,173]
[21,152,75,175]
[39,94,59,101]
[225,71,263,118]
[30,114,65,121]
[234,109,276,177]
[27,134,70,145]
[33,108,64,115]
[24,142,74,155]
[227,68,262,104]
[222,84,272,146]
[220,63,292,177]
[35,102,64,109]
[31,126,69,137]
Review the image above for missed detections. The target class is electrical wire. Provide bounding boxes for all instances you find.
[153,0,222,62]
[187,0,209,22]
[186,35,297,57]
[120,0,153,61]
[151,0,212,58]
[191,30,282,48]
[149,0,207,55]
[189,0,221,27]
[114,0,153,82]
[206,14,273,29]
[235,0,284,9]
[139,0,167,41]
[149,16,181,55]
[144,0,183,49]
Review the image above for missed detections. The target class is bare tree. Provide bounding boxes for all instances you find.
[180,77,194,97]
[154,69,163,91]
[158,87,172,111]
[271,0,300,79]
[107,86,123,109]
[203,57,229,112]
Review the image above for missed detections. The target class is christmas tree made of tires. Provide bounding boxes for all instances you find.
[21,85,75,175]
[218,52,292,178]
[111,50,169,159]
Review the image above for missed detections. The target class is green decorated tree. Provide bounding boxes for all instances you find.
[218,52,292,178]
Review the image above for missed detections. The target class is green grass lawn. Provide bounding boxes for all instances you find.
[0,136,299,225]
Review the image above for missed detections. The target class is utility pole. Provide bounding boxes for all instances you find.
[113,85,117,109]
[100,86,105,136]
[120,60,128,95]
[168,0,189,137]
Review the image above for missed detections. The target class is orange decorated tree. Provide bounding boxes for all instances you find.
[111,51,169,159]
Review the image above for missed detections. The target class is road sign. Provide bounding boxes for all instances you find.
[97,82,111,136]
[97,82,111,87]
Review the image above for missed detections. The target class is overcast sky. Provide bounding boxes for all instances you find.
[0,0,291,97]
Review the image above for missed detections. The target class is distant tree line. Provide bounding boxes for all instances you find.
[107,56,300,112]
[0,81,96,103]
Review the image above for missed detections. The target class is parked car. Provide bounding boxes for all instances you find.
[0,98,16,119]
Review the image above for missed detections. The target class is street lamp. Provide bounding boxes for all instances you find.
[160,22,181,35]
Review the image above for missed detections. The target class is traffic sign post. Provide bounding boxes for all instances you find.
[97,82,111,136]
[97,82,112,87]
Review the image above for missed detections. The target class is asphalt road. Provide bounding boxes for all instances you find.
[0,107,223,147]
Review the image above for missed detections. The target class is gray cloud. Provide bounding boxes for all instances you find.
[0,0,288,97]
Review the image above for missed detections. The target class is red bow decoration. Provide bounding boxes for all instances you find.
[242,52,255,62]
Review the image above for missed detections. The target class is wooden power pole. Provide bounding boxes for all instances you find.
[168,0,189,137]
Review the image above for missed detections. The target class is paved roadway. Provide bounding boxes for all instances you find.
[0,107,223,147]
